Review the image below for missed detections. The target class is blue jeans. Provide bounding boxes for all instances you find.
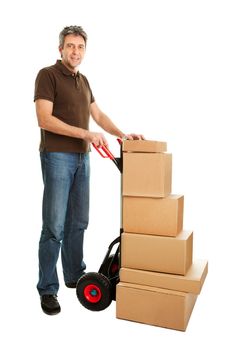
[37,152,90,296]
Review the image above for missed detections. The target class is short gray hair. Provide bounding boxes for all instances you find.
[59,26,88,48]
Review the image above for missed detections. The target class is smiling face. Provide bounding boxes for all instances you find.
[59,34,86,72]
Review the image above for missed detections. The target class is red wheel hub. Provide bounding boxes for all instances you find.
[84,284,101,303]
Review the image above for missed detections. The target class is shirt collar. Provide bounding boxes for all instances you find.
[55,59,80,77]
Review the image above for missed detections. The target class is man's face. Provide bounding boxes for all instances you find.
[59,34,86,72]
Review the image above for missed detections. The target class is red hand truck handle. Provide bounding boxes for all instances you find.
[92,139,123,172]
[92,143,115,160]
[92,144,108,158]
[117,138,123,145]
[92,138,123,159]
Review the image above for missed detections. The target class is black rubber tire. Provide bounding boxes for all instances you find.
[76,272,112,311]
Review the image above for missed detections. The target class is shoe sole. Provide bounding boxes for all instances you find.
[41,306,61,315]
[65,284,77,288]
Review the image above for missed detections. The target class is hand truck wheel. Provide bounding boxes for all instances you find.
[76,272,112,311]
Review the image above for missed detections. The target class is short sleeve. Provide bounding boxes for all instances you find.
[81,74,95,104]
[90,90,95,104]
[34,68,56,102]
[89,85,95,104]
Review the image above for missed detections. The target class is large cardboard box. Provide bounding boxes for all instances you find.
[116,282,197,331]
[123,195,184,236]
[122,140,167,153]
[120,260,208,294]
[121,231,193,275]
[123,152,172,198]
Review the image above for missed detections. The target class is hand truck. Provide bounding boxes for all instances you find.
[76,139,122,311]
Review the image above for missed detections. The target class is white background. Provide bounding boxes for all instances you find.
[0,0,232,348]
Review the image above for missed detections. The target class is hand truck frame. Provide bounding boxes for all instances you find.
[76,139,123,311]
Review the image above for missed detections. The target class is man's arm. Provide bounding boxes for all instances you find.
[90,102,145,140]
[35,99,108,146]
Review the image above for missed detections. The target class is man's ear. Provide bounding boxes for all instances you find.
[58,46,63,58]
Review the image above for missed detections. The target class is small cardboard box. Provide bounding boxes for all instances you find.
[121,231,193,275]
[116,282,197,331]
[120,260,208,294]
[123,152,172,198]
[123,195,184,236]
[122,140,167,153]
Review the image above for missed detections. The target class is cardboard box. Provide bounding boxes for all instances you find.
[120,260,208,294]
[123,195,184,236]
[121,231,193,275]
[123,152,172,198]
[116,282,197,331]
[122,140,167,153]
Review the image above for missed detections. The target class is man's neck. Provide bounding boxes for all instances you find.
[61,60,78,74]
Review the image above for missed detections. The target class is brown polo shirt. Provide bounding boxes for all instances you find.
[34,60,95,153]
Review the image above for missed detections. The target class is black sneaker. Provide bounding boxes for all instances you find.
[65,273,86,289]
[65,282,77,288]
[40,295,61,315]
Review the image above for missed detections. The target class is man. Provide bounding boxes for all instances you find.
[34,25,144,315]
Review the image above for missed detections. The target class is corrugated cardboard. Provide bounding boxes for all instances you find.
[122,140,167,153]
[116,282,197,331]
[121,231,193,275]
[120,260,208,294]
[123,195,184,236]
[123,152,172,198]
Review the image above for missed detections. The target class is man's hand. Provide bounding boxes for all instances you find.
[123,133,145,140]
[84,130,108,147]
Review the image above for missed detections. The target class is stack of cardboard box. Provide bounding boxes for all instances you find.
[116,140,208,331]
